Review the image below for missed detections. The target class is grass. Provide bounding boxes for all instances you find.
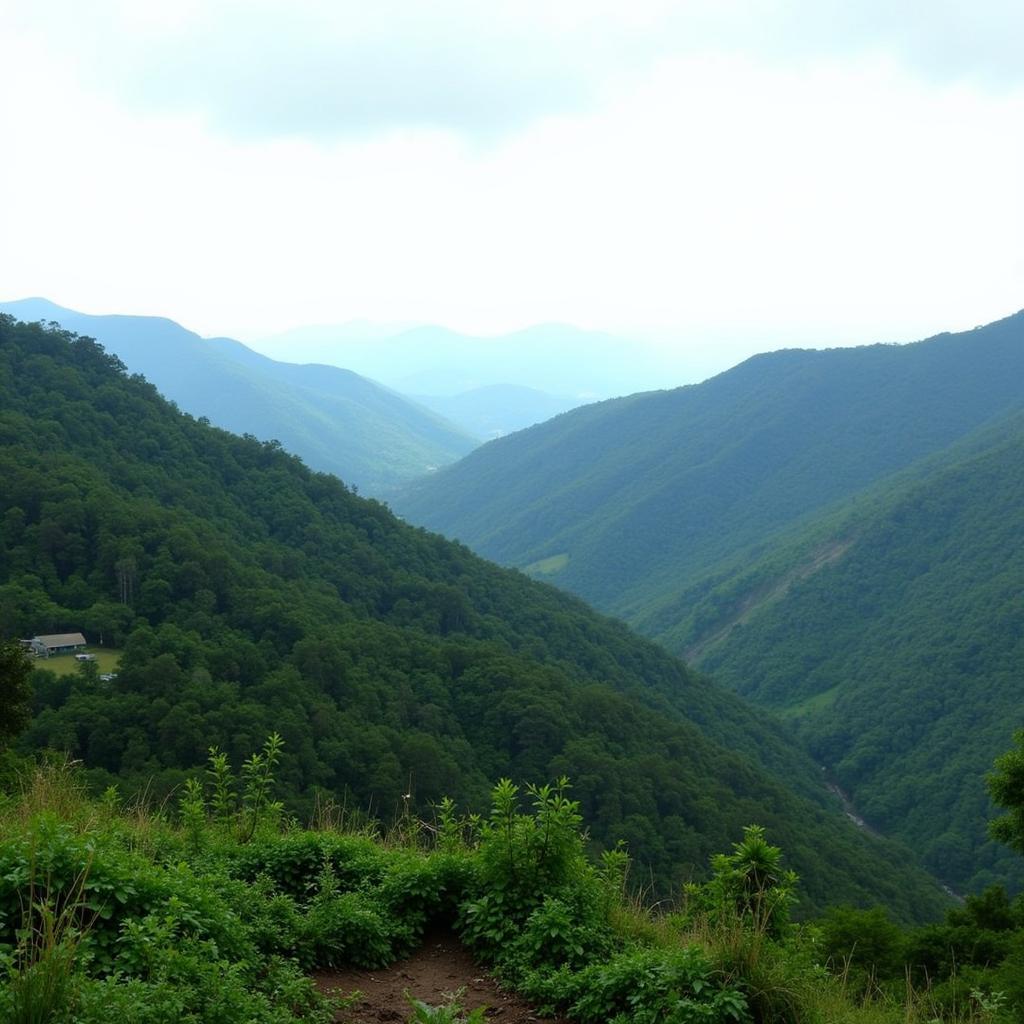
[523,553,569,576]
[777,683,842,720]
[34,649,122,678]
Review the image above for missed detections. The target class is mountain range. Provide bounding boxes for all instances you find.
[394,309,1024,894]
[412,384,583,439]
[0,312,949,919]
[256,321,681,399]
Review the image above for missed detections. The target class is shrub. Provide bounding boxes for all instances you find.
[683,826,798,940]
[301,862,393,968]
[459,777,596,957]
[548,945,748,1024]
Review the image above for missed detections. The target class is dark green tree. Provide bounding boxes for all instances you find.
[0,640,32,747]
[988,728,1024,857]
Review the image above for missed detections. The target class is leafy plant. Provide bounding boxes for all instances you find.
[301,861,393,968]
[684,826,798,940]
[206,747,236,820]
[563,945,748,1024]
[404,987,486,1024]
[241,733,285,841]
[460,777,590,955]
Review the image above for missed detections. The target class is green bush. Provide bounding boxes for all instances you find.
[0,766,336,1022]
[229,831,387,896]
[301,862,393,968]
[683,826,798,940]
[459,777,596,956]
[542,945,747,1024]
[69,947,333,1024]
[375,850,472,952]
[9,758,1023,1024]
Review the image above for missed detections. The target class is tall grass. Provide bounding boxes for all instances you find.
[7,854,92,1024]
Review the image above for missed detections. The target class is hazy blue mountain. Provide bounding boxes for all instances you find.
[0,298,476,495]
[257,321,680,398]
[413,384,585,438]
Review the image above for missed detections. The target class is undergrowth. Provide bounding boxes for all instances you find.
[0,746,1018,1024]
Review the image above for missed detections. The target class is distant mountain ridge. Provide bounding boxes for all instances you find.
[413,384,584,438]
[395,310,1024,620]
[0,298,476,495]
[257,321,679,398]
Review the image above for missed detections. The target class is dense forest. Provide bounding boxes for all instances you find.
[0,315,948,919]
[0,298,476,495]
[657,409,1024,894]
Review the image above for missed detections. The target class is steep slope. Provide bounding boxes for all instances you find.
[0,315,947,919]
[394,311,1024,627]
[0,298,475,494]
[667,410,1024,894]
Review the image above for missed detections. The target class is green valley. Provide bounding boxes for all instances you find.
[394,310,1024,896]
[0,314,947,919]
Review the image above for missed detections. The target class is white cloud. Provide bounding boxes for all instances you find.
[1,1,1022,377]
[8,1,1024,141]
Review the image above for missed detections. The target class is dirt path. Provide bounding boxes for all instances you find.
[315,929,567,1023]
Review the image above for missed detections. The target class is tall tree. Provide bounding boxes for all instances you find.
[0,640,32,747]
[989,729,1024,858]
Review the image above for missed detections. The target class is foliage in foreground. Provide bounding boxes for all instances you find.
[0,753,1021,1024]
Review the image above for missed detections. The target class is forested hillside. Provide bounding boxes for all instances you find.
[0,298,476,495]
[394,310,1024,897]
[663,410,1024,894]
[0,315,947,919]
[394,310,1024,627]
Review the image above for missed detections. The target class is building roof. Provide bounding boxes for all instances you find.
[34,633,87,648]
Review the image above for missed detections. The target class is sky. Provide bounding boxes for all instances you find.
[2,0,1023,379]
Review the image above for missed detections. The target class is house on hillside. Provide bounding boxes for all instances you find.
[29,632,87,657]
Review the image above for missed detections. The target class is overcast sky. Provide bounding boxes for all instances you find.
[2,0,1023,375]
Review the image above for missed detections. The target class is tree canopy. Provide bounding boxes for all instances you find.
[989,729,1024,860]
[0,640,31,747]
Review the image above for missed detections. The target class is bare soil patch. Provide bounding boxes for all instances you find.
[315,929,567,1024]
